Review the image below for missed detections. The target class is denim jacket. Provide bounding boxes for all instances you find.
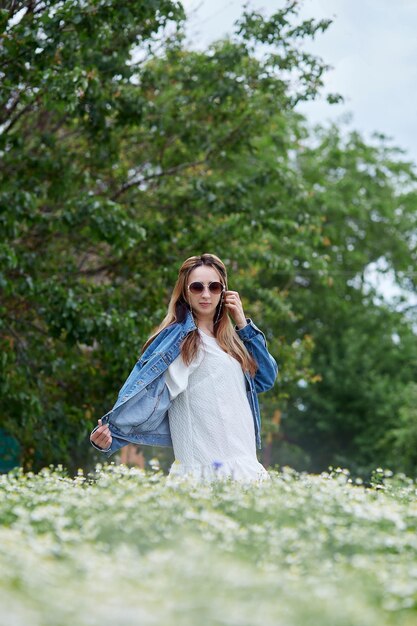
[90,311,278,457]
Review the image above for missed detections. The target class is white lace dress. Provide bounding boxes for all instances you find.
[165,330,270,484]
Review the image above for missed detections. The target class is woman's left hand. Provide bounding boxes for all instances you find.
[224,290,247,329]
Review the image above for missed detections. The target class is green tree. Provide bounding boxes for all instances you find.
[277,126,417,478]
[377,382,417,477]
[2,1,416,478]
[0,0,186,470]
[0,1,334,471]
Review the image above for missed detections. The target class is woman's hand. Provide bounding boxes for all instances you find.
[90,418,112,450]
[224,290,247,329]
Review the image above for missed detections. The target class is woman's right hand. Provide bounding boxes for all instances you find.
[90,419,112,450]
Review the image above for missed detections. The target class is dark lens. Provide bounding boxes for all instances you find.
[189,281,204,294]
[209,282,224,295]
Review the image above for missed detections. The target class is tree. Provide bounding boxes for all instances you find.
[0,1,334,471]
[2,1,416,478]
[277,126,417,478]
[381,383,417,476]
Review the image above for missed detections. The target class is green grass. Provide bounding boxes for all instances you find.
[0,464,416,626]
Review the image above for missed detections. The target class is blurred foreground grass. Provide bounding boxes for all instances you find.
[0,464,416,626]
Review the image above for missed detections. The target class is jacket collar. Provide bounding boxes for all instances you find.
[182,308,198,334]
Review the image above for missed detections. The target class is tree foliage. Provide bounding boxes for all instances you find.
[279,128,417,476]
[1,0,416,477]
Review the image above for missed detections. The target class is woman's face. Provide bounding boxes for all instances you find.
[186,265,224,321]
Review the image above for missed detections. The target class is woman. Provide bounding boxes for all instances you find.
[90,254,278,482]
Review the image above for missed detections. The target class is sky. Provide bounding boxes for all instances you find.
[182,0,417,307]
[182,0,417,165]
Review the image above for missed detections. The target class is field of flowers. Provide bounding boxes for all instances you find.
[0,463,416,626]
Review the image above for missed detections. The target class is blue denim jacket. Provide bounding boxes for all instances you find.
[90,311,278,457]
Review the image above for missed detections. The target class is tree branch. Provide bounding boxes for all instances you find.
[1,96,41,135]
[111,158,208,200]
[111,115,254,200]
[0,89,23,126]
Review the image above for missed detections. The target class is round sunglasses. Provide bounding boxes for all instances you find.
[187,281,224,295]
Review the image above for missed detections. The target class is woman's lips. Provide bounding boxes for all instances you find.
[199,303,211,307]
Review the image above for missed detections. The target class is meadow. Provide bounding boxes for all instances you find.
[0,464,416,626]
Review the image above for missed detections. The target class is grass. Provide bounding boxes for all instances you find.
[0,463,416,626]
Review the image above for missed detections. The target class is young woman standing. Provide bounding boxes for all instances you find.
[90,254,278,483]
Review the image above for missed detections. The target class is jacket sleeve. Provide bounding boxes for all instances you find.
[112,325,174,407]
[90,424,127,457]
[236,319,278,393]
[89,327,176,455]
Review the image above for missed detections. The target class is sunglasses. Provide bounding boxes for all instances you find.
[188,281,224,295]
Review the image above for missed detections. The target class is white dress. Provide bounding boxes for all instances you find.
[165,330,270,484]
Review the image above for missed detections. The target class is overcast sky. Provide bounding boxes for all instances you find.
[183,0,417,165]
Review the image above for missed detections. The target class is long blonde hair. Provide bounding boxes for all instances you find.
[141,254,257,376]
